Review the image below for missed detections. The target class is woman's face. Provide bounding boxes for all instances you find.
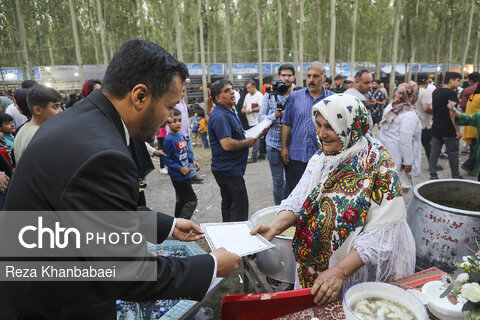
[316,113,342,153]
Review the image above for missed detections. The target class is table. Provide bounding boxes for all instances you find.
[274,267,447,320]
[117,240,225,320]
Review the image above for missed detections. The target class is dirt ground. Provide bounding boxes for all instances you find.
[144,143,475,319]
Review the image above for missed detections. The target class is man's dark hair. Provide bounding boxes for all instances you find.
[245,79,256,87]
[210,79,233,103]
[325,77,332,84]
[21,80,38,89]
[468,72,480,83]
[355,69,370,80]
[278,64,295,76]
[0,113,14,125]
[102,39,189,100]
[26,84,61,113]
[173,108,181,117]
[373,79,381,85]
[444,72,462,84]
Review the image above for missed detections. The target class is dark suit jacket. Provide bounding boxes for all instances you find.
[1,90,214,319]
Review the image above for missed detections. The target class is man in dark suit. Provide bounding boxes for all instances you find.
[0,39,240,319]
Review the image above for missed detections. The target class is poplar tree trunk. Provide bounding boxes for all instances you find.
[329,0,336,79]
[406,0,418,82]
[47,37,55,66]
[277,0,284,64]
[254,0,263,88]
[96,0,108,68]
[389,0,402,100]
[138,0,146,39]
[108,31,114,59]
[298,0,304,87]
[224,0,233,82]
[316,0,323,62]
[89,5,100,65]
[14,0,32,80]
[460,0,474,78]
[173,0,183,61]
[290,1,299,86]
[447,24,453,73]
[375,34,383,80]
[263,34,268,63]
[213,27,217,64]
[69,0,85,84]
[206,31,211,83]
[435,35,441,83]
[194,27,199,63]
[163,0,173,54]
[350,0,358,76]
[197,0,208,106]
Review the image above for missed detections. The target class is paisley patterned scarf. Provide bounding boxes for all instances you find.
[292,94,402,288]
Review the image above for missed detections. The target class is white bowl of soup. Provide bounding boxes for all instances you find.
[343,282,428,320]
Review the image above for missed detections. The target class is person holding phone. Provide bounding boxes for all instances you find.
[242,79,264,163]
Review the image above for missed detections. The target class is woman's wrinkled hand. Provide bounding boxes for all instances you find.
[311,267,346,306]
[250,224,276,241]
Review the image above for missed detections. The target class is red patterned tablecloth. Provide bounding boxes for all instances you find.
[274,267,447,320]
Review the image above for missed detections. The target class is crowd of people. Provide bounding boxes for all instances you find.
[0,37,479,317]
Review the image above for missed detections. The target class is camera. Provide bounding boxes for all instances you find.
[265,80,289,96]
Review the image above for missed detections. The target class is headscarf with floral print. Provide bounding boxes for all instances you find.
[383,82,418,126]
[292,94,402,288]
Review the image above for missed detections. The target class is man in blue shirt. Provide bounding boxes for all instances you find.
[281,62,334,191]
[259,64,296,205]
[208,79,256,222]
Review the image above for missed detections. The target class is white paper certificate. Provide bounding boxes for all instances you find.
[201,221,275,257]
[244,119,272,139]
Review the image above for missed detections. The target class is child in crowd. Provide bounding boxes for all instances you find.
[0,113,16,151]
[190,112,200,146]
[198,110,209,149]
[14,84,62,162]
[162,109,199,219]
[0,114,15,208]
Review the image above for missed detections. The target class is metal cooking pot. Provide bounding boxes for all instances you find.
[407,179,480,273]
[250,206,296,284]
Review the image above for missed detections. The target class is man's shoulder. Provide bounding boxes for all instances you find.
[254,91,264,98]
[344,88,366,101]
[289,87,308,99]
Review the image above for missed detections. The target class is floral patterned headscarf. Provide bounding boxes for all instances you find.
[292,94,402,288]
[383,82,418,125]
[312,94,370,153]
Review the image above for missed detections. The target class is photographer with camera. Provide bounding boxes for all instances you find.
[259,64,296,205]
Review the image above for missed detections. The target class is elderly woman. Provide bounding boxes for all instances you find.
[377,82,422,176]
[252,94,415,305]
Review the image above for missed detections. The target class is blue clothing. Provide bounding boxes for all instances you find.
[281,87,334,162]
[259,92,287,151]
[190,116,200,133]
[200,132,209,148]
[208,103,248,177]
[267,147,290,205]
[3,134,14,149]
[0,96,13,112]
[161,132,194,181]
